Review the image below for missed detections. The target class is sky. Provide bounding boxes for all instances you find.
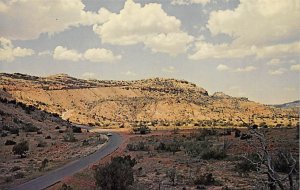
[0,0,299,104]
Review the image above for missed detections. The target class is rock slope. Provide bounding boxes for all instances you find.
[0,73,298,127]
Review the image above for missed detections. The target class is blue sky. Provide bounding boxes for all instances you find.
[0,0,299,104]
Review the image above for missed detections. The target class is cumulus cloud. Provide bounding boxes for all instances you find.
[216,64,256,72]
[267,58,281,66]
[189,41,300,60]
[189,0,300,61]
[171,0,211,5]
[290,64,300,71]
[189,41,254,60]
[53,46,82,61]
[268,68,287,75]
[0,0,107,40]
[234,66,256,72]
[84,48,121,63]
[122,71,138,76]
[93,0,193,55]
[53,46,121,63]
[216,64,230,71]
[207,0,300,46]
[255,42,300,58]
[38,50,52,56]
[0,37,34,62]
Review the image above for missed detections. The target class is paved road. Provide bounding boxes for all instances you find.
[10,132,123,190]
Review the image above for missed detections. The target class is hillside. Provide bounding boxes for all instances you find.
[272,100,300,109]
[0,73,298,128]
[0,89,106,189]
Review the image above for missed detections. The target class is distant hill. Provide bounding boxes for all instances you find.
[0,73,298,127]
[272,100,300,109]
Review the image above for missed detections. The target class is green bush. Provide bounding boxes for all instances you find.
[194,173,216,186]
[127,141,149,151]
[12,141,29,158]
[235,154,260,173]
[183,140,210,157]
[23,124,39,132]
[95,155,136,190]
[273,149,298,174]
[14,172,25,179]
[201,149,227,160]
[5,140,16,145]
[10,166,21,172]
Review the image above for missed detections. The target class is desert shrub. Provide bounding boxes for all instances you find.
[156,142,166,151]
[60,183,73,190]
[1,132,8,137]
[12,141,29,158]
[10,166,21,172]
[63,131,76,142]
[94,155,136,190]
[5,140,16,145]
[259,122,267,128]
[59,130,64,133]
[194,173,216,186]
[72,126,82,133]
[165,141,181,154]
[273,149,298,174]
[23,124,39,132]
[234,129,241,137]
[37,140,47,147]
[39,158,49,171]
[82,139,89,146]
[166,168,177,186]
[55,126,60,130]
[235,153,260,173]
[4,176,13,183]
[127,141,149,151]
[194,128,217,141]
[14,172,25,179]
[201,149,227,160]
[9,127,19,135]
[45,135,51,139]
[37,131,43,134]
[183,140,210,157]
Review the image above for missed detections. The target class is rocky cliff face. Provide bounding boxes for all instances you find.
[0,73,298,127]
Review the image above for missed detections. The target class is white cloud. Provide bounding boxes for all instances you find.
[171,0,211,5]
[267,58,281,66]
[53,46,82,62]
[38,50,52,56]
[268,68,287,75]
[0,37,34,62]
[189,41,254,60]
[207,0,300,46]
[290,64,300,71]
[122,71,138,76]
[189,41,300,60]
[217,64,256,72]
[0,0,107,40]
[162,66,176,73]
[216,64,230,71]
[84,48,121,63]
[93,0,193,55]
[145,33,193,56]
[256,42,300,58]
[53,46,122,63]
[234,66,256,72]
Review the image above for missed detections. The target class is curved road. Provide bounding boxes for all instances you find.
[10,132,123,190]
